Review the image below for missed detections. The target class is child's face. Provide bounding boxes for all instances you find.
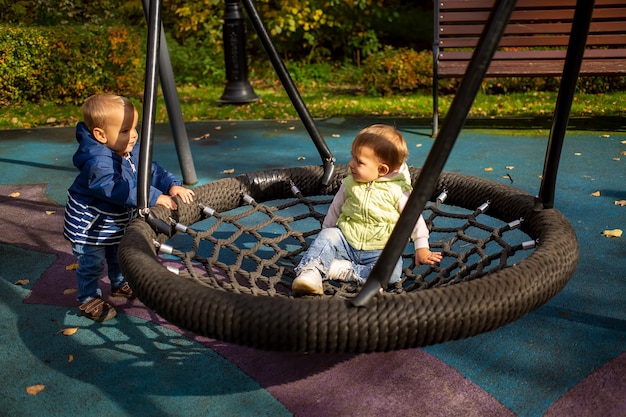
[348,145,389,183]
[93,105,139,156]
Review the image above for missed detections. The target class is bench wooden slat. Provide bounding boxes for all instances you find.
[440,21,626,37]
[440,8,626,23]
[439,0,624,11]
[440,49,626,62]
[441,34,626,49]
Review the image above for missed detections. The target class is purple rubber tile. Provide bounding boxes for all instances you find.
[212,345,515,417]
[544,352,626,417]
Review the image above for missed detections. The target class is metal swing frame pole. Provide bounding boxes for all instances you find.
[538,0,594,209]
[140,0,198,186]
[137,0,162,215]
[239,0,336,185]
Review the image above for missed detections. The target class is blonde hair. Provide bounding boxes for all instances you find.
[352,124,408,170]
[81,94,136,132]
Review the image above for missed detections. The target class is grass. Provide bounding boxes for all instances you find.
[1,83,625,130]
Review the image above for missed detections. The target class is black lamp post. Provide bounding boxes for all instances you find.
[218,0,259,103]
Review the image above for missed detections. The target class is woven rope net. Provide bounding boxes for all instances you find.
[119,166,578,352]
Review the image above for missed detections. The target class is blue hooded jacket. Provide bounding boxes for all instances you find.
[63,122,182,245]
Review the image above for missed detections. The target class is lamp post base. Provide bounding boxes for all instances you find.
[217,80,260,104]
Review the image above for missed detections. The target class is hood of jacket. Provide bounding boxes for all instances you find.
[72,122,120,170]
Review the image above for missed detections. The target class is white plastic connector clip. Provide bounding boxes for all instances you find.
[477,201,490,213]
[200,204,215,217]
[158,242,174,255]
[166,265,180,275]
[437,189,448,203]
[242,193,255,205]
[170,217,188,233]
[290,180,301,196]
[507,218,523,229]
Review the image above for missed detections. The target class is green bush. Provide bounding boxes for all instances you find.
[0,25,143,104]
[360,47,432,95]
[359,45,626,97]
[165,34,225,86]
[314,45,565,97]
[480,75,626,94]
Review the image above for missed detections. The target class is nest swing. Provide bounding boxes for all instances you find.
[119,0,583,352]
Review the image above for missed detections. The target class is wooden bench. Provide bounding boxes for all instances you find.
[432,0,626,134]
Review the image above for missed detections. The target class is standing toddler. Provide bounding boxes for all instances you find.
[64,94,194,321]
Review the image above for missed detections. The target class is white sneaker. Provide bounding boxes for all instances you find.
[292,268,323,295]
[327,259,360,282]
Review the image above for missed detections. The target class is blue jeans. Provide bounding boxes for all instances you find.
[295,227,402,283]
[71,243,126,303]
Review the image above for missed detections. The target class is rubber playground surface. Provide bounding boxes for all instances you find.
[1,117,625,417]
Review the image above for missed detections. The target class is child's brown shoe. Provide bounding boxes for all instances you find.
[79,297,117,322]
[111,282,135,299]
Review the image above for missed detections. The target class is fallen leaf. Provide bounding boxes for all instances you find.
[45,211,55,215]
[601,134,611,138]
[63,288,77,295]
[61,327,79,336]
[9,192,20,198]
[615,200,626,206]
[288,126,295,130]
[65,263,78,271]
[415,143,422,147]
[46,117,57,124]
[26,384,45,395]
[612,158,620,161]
[620,151,626,156]
[297,156,306,161]
[15,279,30,286]
[484,167,493,171]
[214,126,221,130]
[51,319,62,325]
[602,229,622,238]
[590,191,600,197]
[574,152,582,156]
[68,354,74,363]
[621,140,626,144]
[331,133,341,138]
[193,133,210,141]
[505,166,515,170]
[222,168,235,174]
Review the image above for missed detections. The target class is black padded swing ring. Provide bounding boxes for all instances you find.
[119,166,578,353]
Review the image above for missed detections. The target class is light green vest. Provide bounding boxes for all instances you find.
[337,169,412,250]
